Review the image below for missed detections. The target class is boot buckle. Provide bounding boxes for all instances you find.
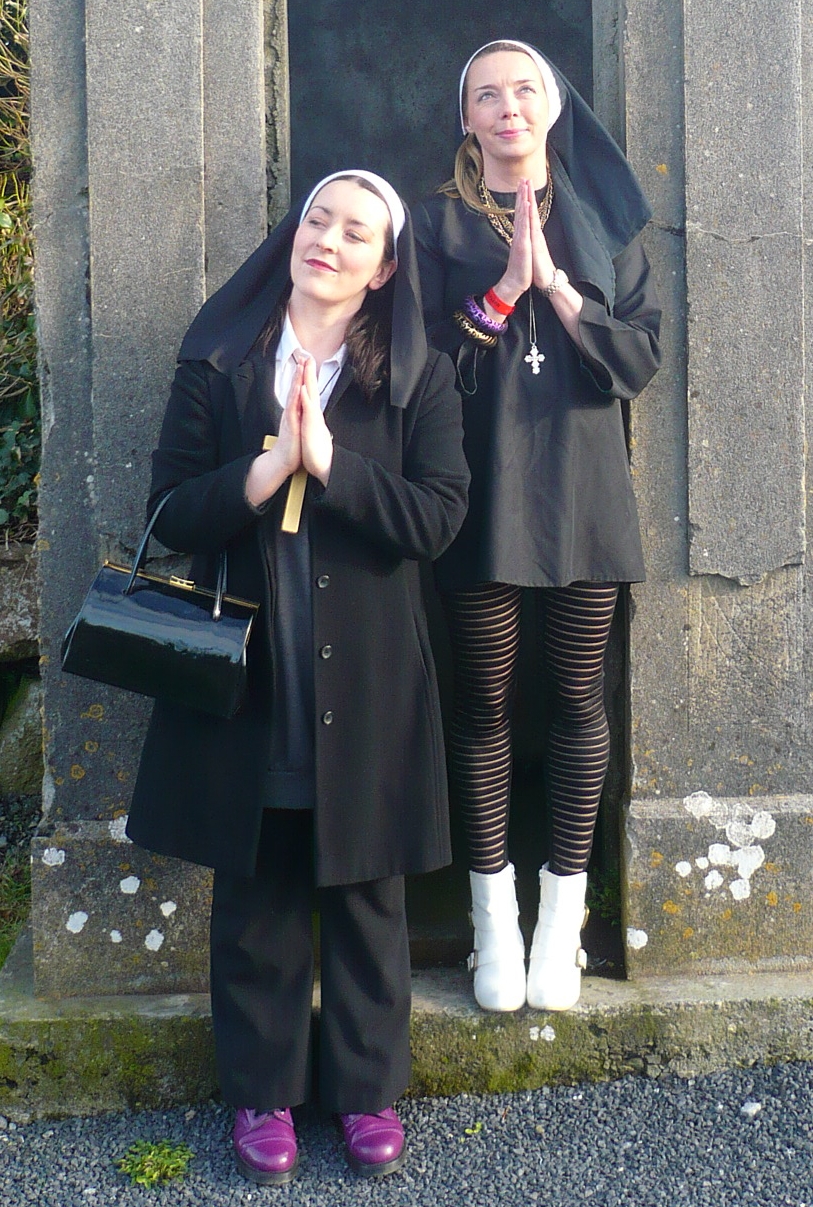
[467,951,479,972]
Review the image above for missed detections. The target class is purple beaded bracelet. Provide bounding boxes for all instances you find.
[463,294,508,336]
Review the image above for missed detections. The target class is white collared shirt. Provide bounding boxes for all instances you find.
[274,311,348,412]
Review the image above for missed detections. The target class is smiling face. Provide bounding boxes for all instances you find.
[463,49,549,180]
[290,178,396,315]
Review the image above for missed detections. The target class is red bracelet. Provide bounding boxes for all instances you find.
[484,287,515,316]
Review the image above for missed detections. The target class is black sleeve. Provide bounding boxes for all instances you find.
[314,352,470,561]
[576,237,662,400]
[412,200,470,358]
[146,360,259,554]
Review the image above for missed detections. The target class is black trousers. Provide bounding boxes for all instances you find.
[210,809,412,1114]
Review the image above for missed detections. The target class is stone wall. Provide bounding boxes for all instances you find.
[26,0,813,999]
[623,0,813,973]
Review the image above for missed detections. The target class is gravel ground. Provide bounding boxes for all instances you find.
[1,1062,813,1205]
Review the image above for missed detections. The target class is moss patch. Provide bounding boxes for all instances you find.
[0,1013,217,1120]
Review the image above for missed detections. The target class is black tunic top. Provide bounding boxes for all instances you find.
[412,190,661,591]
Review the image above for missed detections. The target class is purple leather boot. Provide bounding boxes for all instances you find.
[233,1107,299,1185]
[340,1107,406,1177]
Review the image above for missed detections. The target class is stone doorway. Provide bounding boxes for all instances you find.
[287,1,625,972]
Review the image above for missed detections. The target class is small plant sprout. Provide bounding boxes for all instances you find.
[461,1120,484,1140]
[116,1139,194,1187]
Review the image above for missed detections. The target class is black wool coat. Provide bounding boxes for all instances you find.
[126,349,469,885]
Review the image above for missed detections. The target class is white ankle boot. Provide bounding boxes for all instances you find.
[526,865,588,1011]
[467,864,527,1012]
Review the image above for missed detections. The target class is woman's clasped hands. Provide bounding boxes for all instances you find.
[279,352,334,484]
[486,178,555,309]
[483,177,583,342]
[246,351,333,508]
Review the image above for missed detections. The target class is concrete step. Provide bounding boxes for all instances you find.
[3,928,813,1122]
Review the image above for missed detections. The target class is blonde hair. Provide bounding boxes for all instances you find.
[440,41,541,215]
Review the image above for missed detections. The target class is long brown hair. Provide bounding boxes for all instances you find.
[256,175,395,401]
[439,41,537,215]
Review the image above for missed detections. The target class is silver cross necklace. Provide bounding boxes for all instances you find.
[524,298,544,374]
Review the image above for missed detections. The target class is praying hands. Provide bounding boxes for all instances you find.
[482,176,584,349]
[245,353,334,511]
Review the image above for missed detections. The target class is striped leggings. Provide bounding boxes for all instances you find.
[442,581,619,876]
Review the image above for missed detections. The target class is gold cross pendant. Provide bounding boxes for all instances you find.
[262,435,307,533]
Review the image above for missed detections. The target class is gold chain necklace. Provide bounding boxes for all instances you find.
[478,168,554,246]
[477,166,554,375]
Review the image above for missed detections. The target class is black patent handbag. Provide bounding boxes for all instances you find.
[61,493,259,718]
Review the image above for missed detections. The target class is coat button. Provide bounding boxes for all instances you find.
[316,574,330,588]
[319,644,333,660]
[322,710,334,725]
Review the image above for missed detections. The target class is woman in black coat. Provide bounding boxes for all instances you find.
[127,171,468,1184]
[412,41,661,1015]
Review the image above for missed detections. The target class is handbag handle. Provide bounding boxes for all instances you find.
[125,491,228,621]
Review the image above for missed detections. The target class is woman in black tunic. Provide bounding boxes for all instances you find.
[127,171,468,1182]
[412,41,661,1013]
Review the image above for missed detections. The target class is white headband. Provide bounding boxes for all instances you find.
[459,40,562,135]
[299,170,405,263]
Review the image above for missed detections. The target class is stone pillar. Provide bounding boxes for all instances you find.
[592,0,624,148]
[623,0,813,973]
[31,0,271,996]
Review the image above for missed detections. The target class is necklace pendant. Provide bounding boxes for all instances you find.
[525,342,545,374]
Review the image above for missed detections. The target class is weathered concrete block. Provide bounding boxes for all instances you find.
[31,822,212,998]
[0,677,42,800]
[84,0,206,549]
[624,792,813,975]
[625,0,686,226]
[683,0,800,236]
[592,0,624,148]
[31,0,95,716]
[686,234,804,582]
[631,568,807,802]
[203,0,267,292]
[0,929,215,1120]
[686,571,804,737]
[40,673,152,837]
[0,546,39,661]
[32,0,124,835]
[683,3,804,583]
[629,579,692,800]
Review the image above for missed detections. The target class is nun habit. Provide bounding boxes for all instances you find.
[412,46,662,590]
[126,173,469,1111]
